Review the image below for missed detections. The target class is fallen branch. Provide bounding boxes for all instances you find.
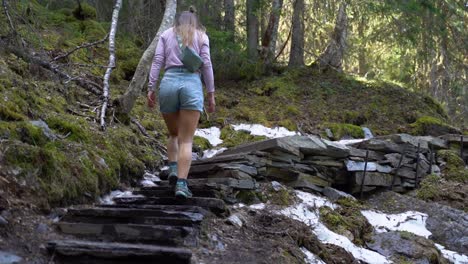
[52,33,109,62]
[2,0,15,34]
[131,117,150,137]
[100,0,122,130]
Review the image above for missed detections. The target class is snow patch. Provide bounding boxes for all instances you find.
[99,190,143,205]
[361,210,432,238]
[280,191,391,264]
[249,203,266,210]
[435,244,468,264]
[301,247,326,264]
[232,124,299,138]
[202,147,227,159]
[195,127,223,146]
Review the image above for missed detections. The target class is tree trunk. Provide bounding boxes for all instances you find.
[115,0,177,115]
[357,15,367,75]
[288,0,304,67]
[100,0,122,130]
[246,0,259,59]
[316,1,347,70]
[224,0,235,39]
[260,0,283,66]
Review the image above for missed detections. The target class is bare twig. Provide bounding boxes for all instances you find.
[100,0,122,130]
[52,34,109,62]
[131,117,150,137]
[274,27,292,62]
[2,0,15,34]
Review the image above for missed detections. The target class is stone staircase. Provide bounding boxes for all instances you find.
[47,178,232,264]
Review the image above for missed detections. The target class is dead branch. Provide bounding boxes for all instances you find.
[52,34,109,62]
[274,28,292,62]
[131,117,150,137]
[2,0,15,34]
[100,0,122,130]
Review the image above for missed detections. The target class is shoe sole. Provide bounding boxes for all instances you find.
[175,191,192,199]
[168,174,178,186]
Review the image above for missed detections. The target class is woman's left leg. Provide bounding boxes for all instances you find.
[177,109,200,179]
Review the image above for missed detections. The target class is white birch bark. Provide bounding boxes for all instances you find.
[100,0,122,130]
[116,0,177,114]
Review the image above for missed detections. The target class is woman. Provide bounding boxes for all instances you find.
[147,6,215,199]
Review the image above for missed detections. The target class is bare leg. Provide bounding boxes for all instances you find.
[162,112,180,162]
[177,109,200,179]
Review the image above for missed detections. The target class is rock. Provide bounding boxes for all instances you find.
[379,134,429,150]
[367,231,448,264]
[395,167,416,179]
[36,223,48,234]
[352,138,403,154]
[30,120,57,141]
[271,181,284,191]
[348,147,384,161]
[322,187,356,202]
[325,128,334,139]
[0,251,22,264]
[0,216,8,225]
[288,174,327,193]
[368,191,468,253]
[353,171,399,187]
[220,136,302,157]
[383,153,412,167]
[345,160,392,173]
[362,127,374,139]
[430,165,441,175]
[417,136,448,149]
[226,214,243,228]
[288,136,350,158]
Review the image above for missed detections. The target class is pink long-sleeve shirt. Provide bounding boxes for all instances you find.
[148,27,215,93]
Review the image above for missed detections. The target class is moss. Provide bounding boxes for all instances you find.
[417,174,441,200]
[72,3,97,20]
[269,189,293,206]
[278,119,297,132]
[410,116,456,136]
[236,190,259,204]
[46,116,90,142]
[324,123,364,139]
[220,126,267,148]
[319,201,372,246]
[193,136,212,151]
[437,150,468,182]
[17,122,49,146]
[0,106,26,121]
[399,230,414,240]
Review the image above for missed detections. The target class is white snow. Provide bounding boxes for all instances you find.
[249,203,266,210]
[280,191,391,264]
[202,147,227,159]
[337,138,365,145]
[361,210,432,238]
[139,171,161,187]
[195,127,223,146]
[140,179,157,187]
[301,247,326,264]
[232,124,299,138]
[99,190,144,205]
[435,244,468,264]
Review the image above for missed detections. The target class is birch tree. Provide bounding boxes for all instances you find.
[100,0,122,130]
[115,0,177,115]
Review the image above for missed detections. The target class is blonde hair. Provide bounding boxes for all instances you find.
[174,6,205,47]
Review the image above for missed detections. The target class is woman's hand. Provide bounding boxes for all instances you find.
[207,92,215,113]
[147,90,156,109]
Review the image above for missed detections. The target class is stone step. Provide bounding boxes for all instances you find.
[98,204,210,214]
[155,178,257,190]
[62,208,204,227]
[112,196,227,215]
[48,239,191,264]
[57,222,193,245]
[133,188,219,198]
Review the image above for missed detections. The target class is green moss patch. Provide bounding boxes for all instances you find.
[324,123,364,139]
[220,126,267,148]
[417,174,442,200]
[437,150,468,182]
[410,116,459,136]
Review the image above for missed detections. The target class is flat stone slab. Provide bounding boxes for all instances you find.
[439,134,468,146]
[345,160,392,173]
[57,222,192,243]
[219,137,302,157]
[353,172,400,187]
[113,197,227,215]
[352,138,404,154]
[48,240,192,264]
[157,178,258,190]
[134,189,219,198]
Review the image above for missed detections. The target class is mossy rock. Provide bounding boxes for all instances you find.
[417,174,441,200]
[410,116,460,136]
[193,136,212,151]
[46,115,90,142]
[324,122,364,140]
[220,126,267,148]
[235,190,261,204]
[437,150,468,182]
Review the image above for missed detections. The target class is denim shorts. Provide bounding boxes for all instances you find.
[158,67,203,113]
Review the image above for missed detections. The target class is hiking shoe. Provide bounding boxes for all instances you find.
[168,172,178,186]
[175,180,192,199]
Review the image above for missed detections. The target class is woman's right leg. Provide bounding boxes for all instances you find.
[162,112,179,184]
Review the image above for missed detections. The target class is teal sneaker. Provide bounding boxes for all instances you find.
[168,162,178,185]
[175,180,192,199]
